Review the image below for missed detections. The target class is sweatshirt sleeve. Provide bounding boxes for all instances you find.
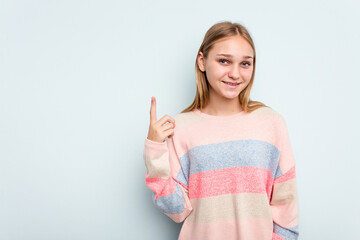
[270,115,300,240]
[143,136,193,223]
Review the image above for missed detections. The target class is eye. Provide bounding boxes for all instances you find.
[242,61,251,66]
[219,59,229,64]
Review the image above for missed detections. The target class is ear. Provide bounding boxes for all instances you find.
[197,51,206,72]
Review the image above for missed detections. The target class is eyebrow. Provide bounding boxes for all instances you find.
[216,53,253,59]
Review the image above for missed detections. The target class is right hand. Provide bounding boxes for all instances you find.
[147,96,176,143]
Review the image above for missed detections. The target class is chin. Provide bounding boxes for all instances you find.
[222,93,240,99]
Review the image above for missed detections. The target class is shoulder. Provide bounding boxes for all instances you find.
[172,110,203,132]
[250,106,288,129]
[249,106,281,118]
[251,106,285,119]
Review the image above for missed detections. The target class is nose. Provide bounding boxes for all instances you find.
[228,65,240,80]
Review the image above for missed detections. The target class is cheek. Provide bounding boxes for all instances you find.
[241,69,253,80]
[207,65,227,79]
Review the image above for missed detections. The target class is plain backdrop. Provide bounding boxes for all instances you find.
[1,0,360,239]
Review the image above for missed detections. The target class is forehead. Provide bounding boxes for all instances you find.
[209,35,254,58]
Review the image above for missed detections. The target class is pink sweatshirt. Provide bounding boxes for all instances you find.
[143,107,299,240]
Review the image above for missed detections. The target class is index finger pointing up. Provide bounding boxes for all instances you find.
[150,96,157,123]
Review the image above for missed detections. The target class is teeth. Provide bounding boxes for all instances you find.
[223,81,239,86]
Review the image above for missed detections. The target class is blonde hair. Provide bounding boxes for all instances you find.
[181,21,269,114]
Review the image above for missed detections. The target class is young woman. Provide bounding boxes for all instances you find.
[143,21,299,240]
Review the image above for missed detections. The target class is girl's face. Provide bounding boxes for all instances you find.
[197,35,254,100]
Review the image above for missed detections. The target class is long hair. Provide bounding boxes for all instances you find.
[181,21,269,114]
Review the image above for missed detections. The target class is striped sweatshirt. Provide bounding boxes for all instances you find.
[143,106,299,240]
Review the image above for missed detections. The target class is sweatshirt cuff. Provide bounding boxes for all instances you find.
[144,138,168,155]
[145,137,166,145]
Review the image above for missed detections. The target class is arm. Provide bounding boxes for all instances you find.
[271,115,300,240]
[143,136,193,223]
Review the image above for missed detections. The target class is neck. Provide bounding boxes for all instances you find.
[202,92,243,116]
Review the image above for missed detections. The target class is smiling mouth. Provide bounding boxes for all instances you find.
[222,81,240,86]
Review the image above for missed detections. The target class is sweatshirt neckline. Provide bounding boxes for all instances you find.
[192,108,247,119]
